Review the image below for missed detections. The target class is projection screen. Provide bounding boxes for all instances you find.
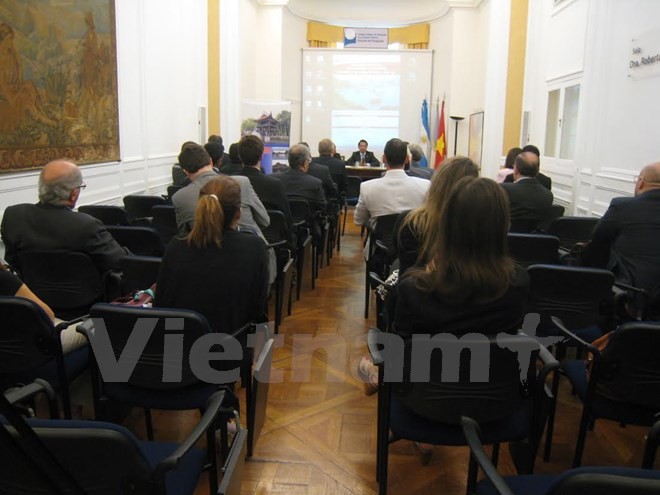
[301,49,434,161]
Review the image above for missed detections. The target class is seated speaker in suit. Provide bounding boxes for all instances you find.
[0,159,128,275]
[582,162,660,295]
[346,139,380,167]
[500,151,554,232]
[503,144,551,190]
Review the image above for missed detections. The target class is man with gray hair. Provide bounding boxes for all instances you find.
[312,138,347,195]
[406,143,433,180]
[1,159,128,273]
[274,143,327,212]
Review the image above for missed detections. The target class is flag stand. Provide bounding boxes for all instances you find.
[449,115,464,156]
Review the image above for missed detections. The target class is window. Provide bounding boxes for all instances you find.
[544,84,580,160]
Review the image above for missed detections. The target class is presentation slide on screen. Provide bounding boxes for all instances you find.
[302,49,433,160]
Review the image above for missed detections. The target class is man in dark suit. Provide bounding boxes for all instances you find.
[503,144,551,190]
[237,135,292,229]
[274,143,327,212]
[312,138,347,195]
[501,151,554,231]
[1,160,128,274]
[582,162,660,293]
[346,139,380,167]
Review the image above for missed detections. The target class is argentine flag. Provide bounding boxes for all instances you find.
[419,98,430,168]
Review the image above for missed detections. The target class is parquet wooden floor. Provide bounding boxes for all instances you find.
[133,210,654,494]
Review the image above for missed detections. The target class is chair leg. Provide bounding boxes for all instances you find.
[491,443,500,467]
[296,253,304,301]
[466,454,479,495]
[206,417,219,493]
[572,410,591,468]
[145,407,154,440]
[342,206,347,236]
[364,266,370,319]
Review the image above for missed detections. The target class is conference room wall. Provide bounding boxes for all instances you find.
[521,0,660,216]
[0,0,207,230]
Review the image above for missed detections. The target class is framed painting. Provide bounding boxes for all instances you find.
[0,0,119,173]
[468,111,484,167]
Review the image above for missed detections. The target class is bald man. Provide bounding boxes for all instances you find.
[1,159,128,274]
[582,162,660,295]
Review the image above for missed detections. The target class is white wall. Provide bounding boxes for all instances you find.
[0,0,207,226]
[523,0,660,215]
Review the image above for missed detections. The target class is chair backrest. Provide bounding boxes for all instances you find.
[16,251,104,319]
[123,194,167,220]
[248,339,274,455]
[596,321,660,409]
[151,205,179,245]
[166,185,184,201]
[0,297,59,378]
[527,264,614,334]
[106,225,165,257]
[346,176,362,203]
[0,418,153,495]
[218,429,248,495]
[119,255,162,295]
[548,216,599,250]
[262,210,289,245]
[395,334,538,425]
[288,198,313,224]
[78,205,130,226]
[88,303,215,390]
[373,213,401,253]
[507,233,560,267]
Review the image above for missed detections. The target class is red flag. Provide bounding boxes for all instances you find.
[434,99,447,169]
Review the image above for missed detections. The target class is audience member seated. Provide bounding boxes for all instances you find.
[394,156,479,276]
[406,144,433,180]
[500,151,554,231]
[346,139,380,167]
[298,142,337,201]
[312,138,347,196]
[581,161,660,302]
[358,177,528,463]
[237,135,293,229]
[228,142,242,167]
[155,177,269,334]
[503,144,552,190]
[354,138,430,230]
[172,141,196,187]
[208,134,231,169]
[496,146,522,183]
[0,263,87,353]
[274,143,327,212]
[1,159,128,274]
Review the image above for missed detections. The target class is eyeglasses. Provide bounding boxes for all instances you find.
[75,182,87,190]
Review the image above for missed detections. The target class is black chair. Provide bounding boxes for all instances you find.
[78,204,131,226]
[106,225,165,257]
[16,250,114,319]
[526,264,615,460]
[123,194,168,222]
[643,419,660,469]
[247,337,274,457]
[507,233,560,268]
[80,304,244,442]
[538,203,565,231]
[218,428,248,495]
[119,255,162,295]
[462,416,660,495]
[0,380,237,495]
[364,214,400,319]
[369,329,558,495]
[342,175,362,235]
[151,204,179,246]
[0,297,89,419]
[262,210,294,333]
[167,184,184,201]
[548,216,599,251]
[554,319,660,467]
[288,199,315,298]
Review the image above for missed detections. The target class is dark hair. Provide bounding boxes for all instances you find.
[178,143,212,173]
[358,139,368,147]
[504,147,522,169]
[204,141,224,167]
[237,135,264,166]
[414,177,513,304]
[188,177,241,248]
[514,152,539,177]
[228,143,241,164]
[208,135,223,145]
[288,144,311,170]
[521,144,540,157]
[383,138,407,168]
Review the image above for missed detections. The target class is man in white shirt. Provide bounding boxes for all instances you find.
[354,138,430,229]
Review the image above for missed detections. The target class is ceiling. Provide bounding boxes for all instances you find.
[258,0,485,28]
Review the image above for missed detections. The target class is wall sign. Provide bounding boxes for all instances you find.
[343,28,389,49]
[629,28,660,80]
